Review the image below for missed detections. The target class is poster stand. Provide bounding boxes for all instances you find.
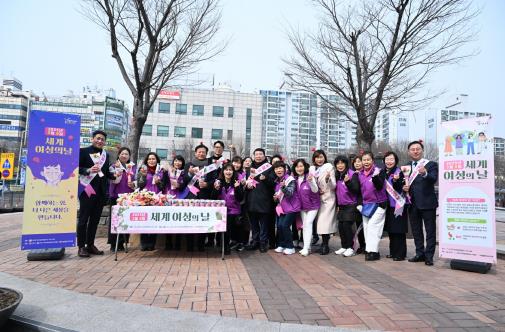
[450,259,492,274]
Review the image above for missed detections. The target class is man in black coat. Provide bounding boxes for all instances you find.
[205,140,226,247]
[245,148,275,253]
[403,141,439,266]
[77,130,115,257]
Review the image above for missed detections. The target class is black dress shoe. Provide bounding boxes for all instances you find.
[245,243,259,251]
[425,259,434,266]
[356,247,365,255]
[259,245,268,253]
[78,247,90,257]
[311,236,320,246]
[365,253,371,261]
[393,257,405,261]
[386,254,393,259]
[408,255,426,262]
[88,245,104,255]
[320,244,329,255]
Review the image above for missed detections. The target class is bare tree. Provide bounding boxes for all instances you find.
[82,0,225,161]
[284,0,478,150]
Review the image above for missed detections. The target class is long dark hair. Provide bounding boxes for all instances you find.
[172,155,186,170]
[333,155,349,180]
[312,149,327,165]
[143,152,160,167]
[292,158,309,176]
[218,163,237,184]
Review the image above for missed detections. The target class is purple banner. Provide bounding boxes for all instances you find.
[21,110,80,250]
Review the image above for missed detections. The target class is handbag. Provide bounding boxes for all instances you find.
[361,203,378,218]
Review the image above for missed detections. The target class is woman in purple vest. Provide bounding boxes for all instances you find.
[292,159,320,256]
[351,155,366,253]
[164,155,188,251]
[273,161,301,255]
[334,155,361,257]
[231,156,249,252]
[136,152,165,251]
[108,147,136,252]
[357,152,387,261]
[212,163,244,255]
[383,151,408,261]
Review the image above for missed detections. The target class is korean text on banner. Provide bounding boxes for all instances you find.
[21,110,81,250]
[438,116,496,264]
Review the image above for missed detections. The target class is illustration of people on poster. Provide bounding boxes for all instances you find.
[21,110,80,250]
[438,116,496,264]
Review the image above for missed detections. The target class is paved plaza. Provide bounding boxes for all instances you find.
[1,212,505,331]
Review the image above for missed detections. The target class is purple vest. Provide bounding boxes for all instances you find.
[296,176,320,211]
[219,184,241,216]
[109,165,136,199]
[166,170,189,199]
[358,166,387,204]
[144,172,160,193]
[275,176,302,214]
[336,170,358,206]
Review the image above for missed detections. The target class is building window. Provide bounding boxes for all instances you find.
[212,106,224,117]
[192,105,204,116]
[157,125,169,137]
[159,102,170,113]
[174,126,186,137]
[227,130,233,141]
[176,103,187,115]
[156,149,168,159]
[245,108,252,154]
[191,127,203,139]
[142,124,152,136]
[228,107,234,118]
[211,129,223,139]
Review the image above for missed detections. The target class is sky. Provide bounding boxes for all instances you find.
[1,0,504,138]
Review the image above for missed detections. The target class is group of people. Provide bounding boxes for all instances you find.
[77,130,438,266]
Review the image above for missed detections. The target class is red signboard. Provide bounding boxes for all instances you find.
[158,90,181,100]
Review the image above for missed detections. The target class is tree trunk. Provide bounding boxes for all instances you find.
[127,97,146,164]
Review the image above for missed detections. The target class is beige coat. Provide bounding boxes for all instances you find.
[314,163,337,235]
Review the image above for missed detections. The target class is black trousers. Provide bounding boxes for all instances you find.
[338,219,354,249]
[409,206,437,260]
[388,232,407,259]
[107,198,129,247]
[78,194,105,248]
[268,212,276,247]
[140,234,157,249]
[249,212,270,246]
[355,214,366,248]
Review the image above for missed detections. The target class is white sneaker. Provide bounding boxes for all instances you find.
[334,248,346,255]
[343,248,355,257]
[274,246,284,253]
[299,249,310,256]
[283,248,296,255]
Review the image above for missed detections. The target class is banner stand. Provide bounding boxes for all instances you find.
[26,248,65,261]
[450,259,492,274]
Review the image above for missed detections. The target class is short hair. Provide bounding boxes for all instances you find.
[333,155,349,169]
[408,140,424,150]
[362,151,374,160]
[213,140,225,148]
[194,144,209,153]
[311,149,327,165]
[116,147,131,162]
[270,154,283,163]
[172,155,186,169]
[253,148,265,156]
[92,130,107,138]
[383,151,399,167]
[232,156,243,163]
[351,155,362,170]
[272,160,286,170]
[292,158,309,175]
[143,152,160,166]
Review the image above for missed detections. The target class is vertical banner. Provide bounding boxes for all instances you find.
[438,116,496,264]
[1,152,15,180]
[21,110,80,250]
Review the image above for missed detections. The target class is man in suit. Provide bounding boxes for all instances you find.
[77,130,115,258]
[403,140,438,266]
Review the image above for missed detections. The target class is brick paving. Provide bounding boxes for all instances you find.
[1,212,505,331]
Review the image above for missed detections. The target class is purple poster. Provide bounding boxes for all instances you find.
[21,110,81,250]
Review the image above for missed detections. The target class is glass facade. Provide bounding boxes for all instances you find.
[156,148,168,159]
[174,126,186,137]
[212,106,224,117]
[142,124,153,136]
[192,104,204,116]
[159,102,170,113]
[157,125,169,137]
[211,129,223,139]
[191,127,203,138]
[176,103,187,115]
